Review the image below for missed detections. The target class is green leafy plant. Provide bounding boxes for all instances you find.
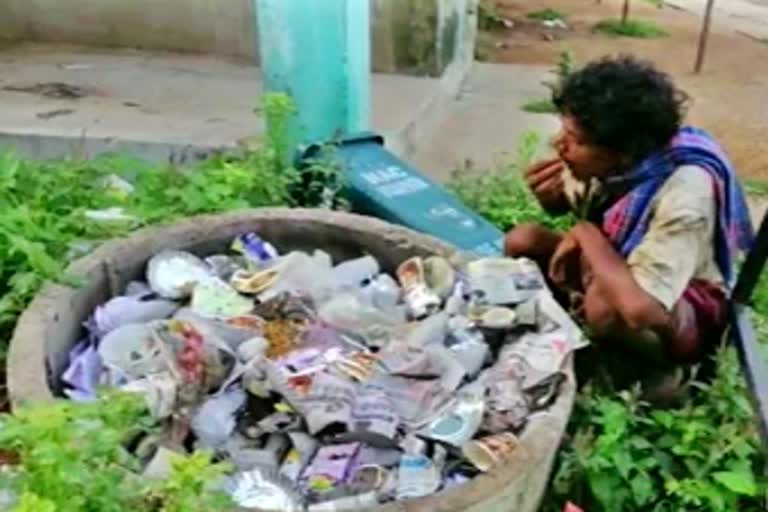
[0,393,232,511]
[522,99,558,114]
[544,342,765,512]
[594,18,667,38]
[546,50,575,93]
[744,178,768,197]
[527,8,566,22]
[0,392,150,511]
[144,452,231,512]
[261,92,297,170]
[478,0,505,30]
[593,0,667,37]
[11,493,57,512]
[289,145,350,211]
[520,50,574,115]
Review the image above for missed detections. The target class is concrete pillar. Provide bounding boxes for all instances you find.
[255,0,371,149]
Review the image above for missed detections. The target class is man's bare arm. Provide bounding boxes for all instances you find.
[568,223,675,337]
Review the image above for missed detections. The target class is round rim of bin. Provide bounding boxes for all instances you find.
[7,207,575,512]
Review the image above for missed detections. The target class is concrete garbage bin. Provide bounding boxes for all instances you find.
[8,208,575,512]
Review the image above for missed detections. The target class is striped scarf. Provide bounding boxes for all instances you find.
[601,126,753,287]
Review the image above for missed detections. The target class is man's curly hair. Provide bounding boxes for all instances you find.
[553,56,688,162]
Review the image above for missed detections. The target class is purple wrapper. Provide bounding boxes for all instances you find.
[302,442,361,494]
[62,341,103,402]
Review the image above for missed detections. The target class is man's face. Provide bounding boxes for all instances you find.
[552,116,624,182]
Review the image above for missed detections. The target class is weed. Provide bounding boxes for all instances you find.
[478,0,505,30]
[0,393,232,511]
[547,50,575,93]
[594,18,667,38]
[520,50,573,115]
[144,452,231,512]
[475,44,490,62]
[260,92,297,170]
[522,99,557,114]
[289,145,350,211]
[744,179,768,197]
[527,8,566,22]
[0,392,148,510]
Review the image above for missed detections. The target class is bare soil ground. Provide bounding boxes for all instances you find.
[478,0,768,180]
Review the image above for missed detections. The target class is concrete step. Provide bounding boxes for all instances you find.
[0,42,439,163]
[0,44,560,185]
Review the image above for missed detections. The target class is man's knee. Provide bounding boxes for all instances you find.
[504,223,551,257]
[584,284,669,362]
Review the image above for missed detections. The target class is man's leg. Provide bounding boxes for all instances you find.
[583,281,667,362]
[581,280,692,405]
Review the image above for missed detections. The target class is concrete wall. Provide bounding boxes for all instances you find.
[0,0,256,61]
[0,0,477,76]
[440,0,478,73]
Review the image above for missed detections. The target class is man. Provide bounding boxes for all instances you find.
[505,56,753,401]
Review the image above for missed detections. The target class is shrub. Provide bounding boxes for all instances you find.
[527,8,566,22]
[594,18,667,38]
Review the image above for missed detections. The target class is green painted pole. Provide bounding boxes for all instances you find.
[255,0,371,149]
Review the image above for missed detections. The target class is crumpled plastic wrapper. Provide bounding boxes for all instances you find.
[62,341,103,401]
[88,295,179,338]
[418,380,486,446]
[467,257,546,305]
[191,388,247,449]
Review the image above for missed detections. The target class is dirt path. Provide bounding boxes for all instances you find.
[478,0,768,180]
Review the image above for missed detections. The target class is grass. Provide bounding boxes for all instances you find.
[594,18,667,38]
[479,0,505,30]
[521,99,557,114]
[527,8,566,22]
[744,178,768,197]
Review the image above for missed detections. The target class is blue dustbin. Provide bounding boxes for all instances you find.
[300,133,505,256]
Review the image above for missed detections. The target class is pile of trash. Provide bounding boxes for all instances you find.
[61,232,587,511]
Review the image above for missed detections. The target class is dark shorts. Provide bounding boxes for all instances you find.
[673,279,727,358]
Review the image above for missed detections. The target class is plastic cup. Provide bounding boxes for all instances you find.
[462,432,524,472]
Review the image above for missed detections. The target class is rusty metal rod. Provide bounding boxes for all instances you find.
[694,0,716,73]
